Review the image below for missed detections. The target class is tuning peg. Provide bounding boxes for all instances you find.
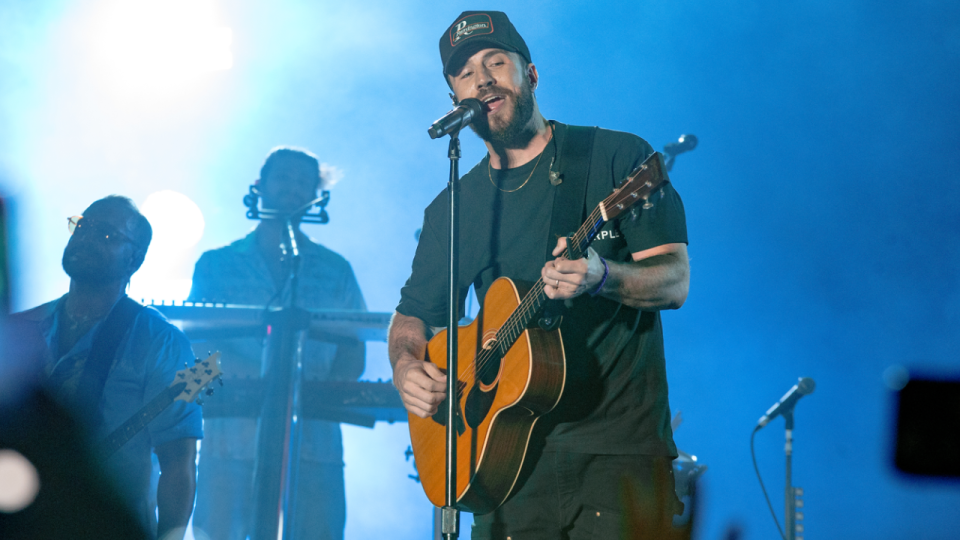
[195,357,202,364]
[218,378,224,386]
[206,388,215,396]
[196,397,204,406]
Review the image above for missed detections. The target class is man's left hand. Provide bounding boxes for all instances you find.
[542,237,606,300]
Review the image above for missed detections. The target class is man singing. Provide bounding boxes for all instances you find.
[11,195,202,540]
[390,11,690,539]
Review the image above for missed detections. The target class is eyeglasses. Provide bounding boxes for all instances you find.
[66,215,136,246]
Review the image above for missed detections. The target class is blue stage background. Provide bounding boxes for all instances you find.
[2,1,958,539]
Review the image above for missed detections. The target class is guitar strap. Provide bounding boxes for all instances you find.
[539,122,597,330]
[76,295,145,427]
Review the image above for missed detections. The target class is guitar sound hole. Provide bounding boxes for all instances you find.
[477,350,502,387]
[465,352,502,429]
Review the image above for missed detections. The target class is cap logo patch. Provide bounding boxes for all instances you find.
[450,13,494,47]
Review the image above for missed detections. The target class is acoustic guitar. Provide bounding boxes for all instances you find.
[98,353,222,457]
[408,152,669,513]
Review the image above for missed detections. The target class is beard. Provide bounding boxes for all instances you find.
[470,77,537,149]
[61,241,129,285]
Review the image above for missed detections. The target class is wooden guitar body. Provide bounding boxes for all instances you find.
[408,277,566,514]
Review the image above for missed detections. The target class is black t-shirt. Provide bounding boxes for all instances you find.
[397,123,687,456]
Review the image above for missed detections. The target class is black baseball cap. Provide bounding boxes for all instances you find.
[439,11,532,76]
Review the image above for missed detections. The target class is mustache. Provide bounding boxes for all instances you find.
[476,85,516,102]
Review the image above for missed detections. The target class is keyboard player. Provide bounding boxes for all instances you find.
[188,146,366,540]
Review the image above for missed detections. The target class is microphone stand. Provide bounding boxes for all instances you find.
[782,411,804,540]
[247,194,329,539]
[440,131,462,540]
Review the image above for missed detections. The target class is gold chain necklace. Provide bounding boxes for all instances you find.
[487,149,545,193]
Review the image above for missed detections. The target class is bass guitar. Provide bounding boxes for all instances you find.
[98,353,222,457]
[408,152,669,513]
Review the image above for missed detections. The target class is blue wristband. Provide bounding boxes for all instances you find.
[588,256,609,296]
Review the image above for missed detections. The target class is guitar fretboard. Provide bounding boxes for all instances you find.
[494,206,607,354]
[491,153,666,354]
[98,383,185,457]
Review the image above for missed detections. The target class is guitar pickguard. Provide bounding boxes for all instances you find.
[430,379,468,437]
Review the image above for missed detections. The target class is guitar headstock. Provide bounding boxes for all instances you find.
[599,152,669,222]
[173,352,223,404]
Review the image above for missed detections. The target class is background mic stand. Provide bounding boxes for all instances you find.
[246,194,327,539]
[662,133,698,172]
[783,410,805,540]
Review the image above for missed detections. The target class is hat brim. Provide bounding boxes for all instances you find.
[443,39,523,76]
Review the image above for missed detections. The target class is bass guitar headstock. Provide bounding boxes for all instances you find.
[174,352,223,404]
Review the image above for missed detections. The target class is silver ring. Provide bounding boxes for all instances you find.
[555,279,560,287]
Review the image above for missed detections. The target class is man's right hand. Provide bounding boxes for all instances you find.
[388,312,448,418]
[393,356,447,418]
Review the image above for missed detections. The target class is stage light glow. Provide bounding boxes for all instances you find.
[132,191,204,302]
[140,190,206,250]
[91,0,232,99]
[0,450,41,513]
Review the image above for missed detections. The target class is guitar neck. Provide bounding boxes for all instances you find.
[98,382,186,457]
[495,205,607,352]
[492,151,667,355]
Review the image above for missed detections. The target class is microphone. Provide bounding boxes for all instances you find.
[663,134,698,157]
[427,98,484,139]
[757,377,816,428]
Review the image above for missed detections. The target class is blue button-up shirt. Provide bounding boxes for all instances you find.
[19,295,203,533]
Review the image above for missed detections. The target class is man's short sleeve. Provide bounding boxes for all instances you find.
[590,129,688,255]
[396,200,460,328]
[137,311,204,448]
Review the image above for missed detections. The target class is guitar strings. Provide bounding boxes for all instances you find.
[467,172,656,381]
[434,171,658,421]
[465,205,603,379]
[417,172,658,452]
[418,208,604,452]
